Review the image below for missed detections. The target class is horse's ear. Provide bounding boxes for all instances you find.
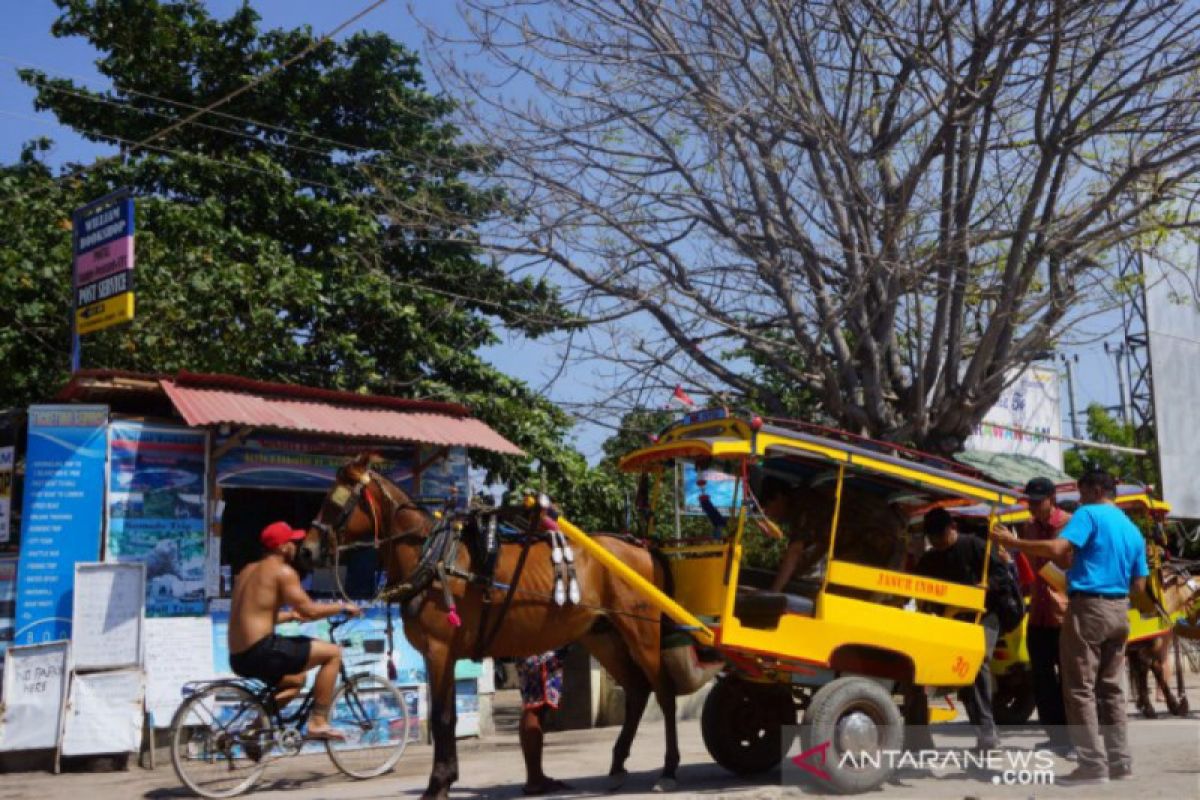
[367,451,385,465]
[352,452,373,469]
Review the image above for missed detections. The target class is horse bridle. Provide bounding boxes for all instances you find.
[310,468,429,561]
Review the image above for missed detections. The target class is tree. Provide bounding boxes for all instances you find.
[434,0,1200,453]
[1063,403,1159,487]
[0,0,576,482]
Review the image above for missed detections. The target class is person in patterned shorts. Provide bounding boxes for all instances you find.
[517,649,569,795]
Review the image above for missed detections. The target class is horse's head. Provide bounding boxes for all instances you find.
[303,452,429,571]
[1157,561,1200,616]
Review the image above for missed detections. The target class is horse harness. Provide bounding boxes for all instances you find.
[316,469,583,662]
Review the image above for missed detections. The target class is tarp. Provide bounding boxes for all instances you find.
[955,450,1074,489]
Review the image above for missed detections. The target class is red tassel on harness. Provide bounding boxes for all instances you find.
[447,605,462,627]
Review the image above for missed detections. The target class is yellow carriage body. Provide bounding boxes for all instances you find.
[573,413,1024,690]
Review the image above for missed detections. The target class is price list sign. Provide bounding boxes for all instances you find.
[13,405,108,644]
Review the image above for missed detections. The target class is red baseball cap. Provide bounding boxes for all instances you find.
[261,521,307,550]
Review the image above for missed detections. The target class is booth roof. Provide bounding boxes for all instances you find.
[56,369,525,456]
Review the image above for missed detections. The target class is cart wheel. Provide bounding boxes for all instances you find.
[992,673,1036,725]
[800,677,902,795]
[701,677,796,775]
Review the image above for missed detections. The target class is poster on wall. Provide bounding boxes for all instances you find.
[209,600,418,682]
[0,559,16,671]
[0,445,13,543]
[14,405,108,645]
[417,446,469,508]
[144,616,214,727]
[215,434,415,491]
[107,422,207,616]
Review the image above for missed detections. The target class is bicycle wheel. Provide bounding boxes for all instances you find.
[325,673,411,778]
[170,683,273,799]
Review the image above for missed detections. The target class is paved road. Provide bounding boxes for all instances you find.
[3,683,1198,799]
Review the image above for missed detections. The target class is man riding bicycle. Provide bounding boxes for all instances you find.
[229,521,361,741]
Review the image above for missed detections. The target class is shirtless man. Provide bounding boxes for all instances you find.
[229,521,360,740]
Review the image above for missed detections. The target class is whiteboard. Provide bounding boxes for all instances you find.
[61,668,145,756]
[144,616,214,727]
[0,640,70,752]
[72,562,145,670]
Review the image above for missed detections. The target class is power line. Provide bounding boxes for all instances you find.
[0,0,391,207]
[0,109,348,196]
[0,54,390,157]
[27,80,340,160]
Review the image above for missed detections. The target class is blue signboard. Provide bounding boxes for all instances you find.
[107,422,208,616]
[215,434,415,491]
[72,194,135,256]
[417,445,469,507]
[682,463,742,514]
[14,405,108,645]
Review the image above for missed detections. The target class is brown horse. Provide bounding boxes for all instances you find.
[302,454,680,800]
[1128,559,1200,718]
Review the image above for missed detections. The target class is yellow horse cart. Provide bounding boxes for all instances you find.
[548,411,1021,793]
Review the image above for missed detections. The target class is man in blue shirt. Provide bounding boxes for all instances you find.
[991,470,1148,785]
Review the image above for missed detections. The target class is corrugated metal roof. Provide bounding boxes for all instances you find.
[160,380,524,456]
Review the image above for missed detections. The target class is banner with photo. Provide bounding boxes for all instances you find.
[107,422,208,616]
[214,433,415,491]
[417,446,469,508]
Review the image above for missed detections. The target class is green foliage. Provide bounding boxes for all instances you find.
[1063,404,1159,487]
[0,0,582,487]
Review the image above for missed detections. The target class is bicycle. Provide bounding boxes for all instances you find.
[169,617,412,798]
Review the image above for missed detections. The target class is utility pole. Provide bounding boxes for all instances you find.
[1061,353,1081,438]
[1104,341,1131,426]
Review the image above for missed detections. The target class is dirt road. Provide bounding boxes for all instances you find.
[2,685,1197,799]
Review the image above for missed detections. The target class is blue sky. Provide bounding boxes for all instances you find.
[0,1,1131,460]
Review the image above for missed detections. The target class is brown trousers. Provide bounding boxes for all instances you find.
[1060,595,1131,773]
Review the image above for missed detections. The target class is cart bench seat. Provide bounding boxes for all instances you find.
[735,591,815,629]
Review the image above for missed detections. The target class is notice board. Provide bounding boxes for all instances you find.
[0,640,70,751]
[144,616,214,727]
[61,668,145,756]
[71,562,145,671]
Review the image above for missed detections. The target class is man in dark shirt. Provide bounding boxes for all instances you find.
[913,508,1004,750]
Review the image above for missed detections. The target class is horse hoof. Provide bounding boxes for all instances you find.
[1178,699,1190,716]
[652,778,677,793]
[1140,706,1157,719]
[605,772,627,792]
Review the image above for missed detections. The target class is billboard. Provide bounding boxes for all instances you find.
[1146,251,1200,518]
[964,367,1063,470]
[13,405,108,645]
[107,422,207,616]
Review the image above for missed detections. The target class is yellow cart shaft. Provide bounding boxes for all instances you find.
[556,516,716,646]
